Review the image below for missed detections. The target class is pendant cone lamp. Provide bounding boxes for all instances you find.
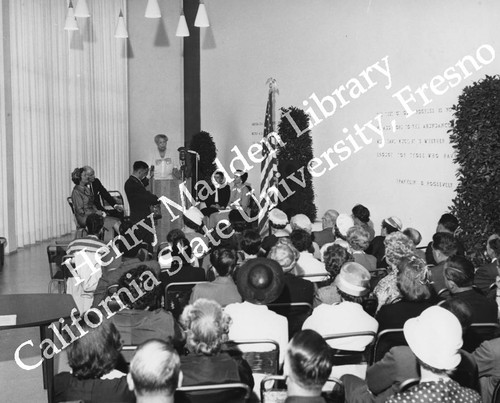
[176,10,189,37]
[114,10,128,38]
[145,0,161,18]
[194,1,209,27]
[64,0,79,31]
[74,0,90,18]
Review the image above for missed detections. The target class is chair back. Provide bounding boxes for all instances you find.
[372,328,406,363]
[267,302,313,339]
[260,375,343,403]
[176,382,251,403]
[324,331,376,366]
[121,344,138,363]
[47,245,71,293]
[67,197,87,238]
[224,339,280,375]
[164,281,208,319]
[396,378,419,394]
[492,379,500,403]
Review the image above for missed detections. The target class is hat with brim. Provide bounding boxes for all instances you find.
[236,258,284,304]
[334,262,370,297]
[403,306,462,370]
[383,216,402,231]
[184,206,204,226]
[336,214,355,237]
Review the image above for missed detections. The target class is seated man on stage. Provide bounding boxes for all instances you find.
[124,161,160,248]
[201,170,230,217]
[83,166,124,219]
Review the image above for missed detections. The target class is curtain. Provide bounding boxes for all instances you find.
[6,0,128,249]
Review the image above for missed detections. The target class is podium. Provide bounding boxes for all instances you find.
[152,179,185,244]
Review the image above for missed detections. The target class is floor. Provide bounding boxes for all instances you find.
[0,235,73,403]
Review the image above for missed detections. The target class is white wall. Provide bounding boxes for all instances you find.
[200,0,500,242]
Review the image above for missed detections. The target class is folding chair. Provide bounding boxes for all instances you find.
[224,339,280,376]
[267,302,313,338]
[47,244,70,293]
[324,331,376,366]
[396,378,419,393]
[67,197,87,239]
[260,375,343,403]
[164,281,208,319]
[372,328,406,364]
[176,382,251,403]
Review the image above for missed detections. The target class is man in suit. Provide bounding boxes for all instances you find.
[313,209,338,248]
[474,233,500,296]
[444,255,497,323]
[429,232,458,295]
[83,166,124,219]
[125,161,160,247]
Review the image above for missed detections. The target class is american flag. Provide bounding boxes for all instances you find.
[258,78,279,236]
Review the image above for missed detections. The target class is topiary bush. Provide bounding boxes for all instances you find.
[449,74,500,266]
[276,106,317,222]
[189,131,217,185]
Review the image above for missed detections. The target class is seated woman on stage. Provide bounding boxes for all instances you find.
[54,312,135,403]
[179,299,254,393]
[201,170,231,217]
[71,167,120,242]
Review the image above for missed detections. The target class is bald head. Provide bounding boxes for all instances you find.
[83,166,95,183]
[128,340,180,398]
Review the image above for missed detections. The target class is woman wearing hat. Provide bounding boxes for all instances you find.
[385,306,481,403]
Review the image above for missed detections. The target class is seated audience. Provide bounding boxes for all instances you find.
[430,232,459,294]
[159,238,205,285]
[127,339,180,403]
[182,206,209,260]
[425,213,465,265]
[313,209,338,248]
[384,306,481,403]
[110,266,183,347]
[366,216,402,269]
[335,213,355,241]
[158,228,187,269]
[71,167,120,242]
[352,204,375,241]
[290,214,321,258]
[54,312,135,403]
[373,231,415,310]
[303,262,378,378]
[283,329,334,403]
[179,298,254,390]
[290,229,328,281]
[403,227,426,260]
[347,225,377,272]
[346,304,481,403]
[261,208,290,253]
[377,255,437,332]
[444,255,497,323]
[268,239,315,337]
[66,213,120,314]
[217,209,248,249]
[225,258,289,366]
[189,247,242,306]
[474,233,500,296]
[473,337,500,403]
[237,228,264,265]
[314,244,354,307]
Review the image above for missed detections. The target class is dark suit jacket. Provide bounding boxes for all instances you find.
[205,184,230,208]
[124,175,159,223]
[449,289,498,324]
[366,236,387,268]
[474,261,497,296]
[312,227,335,248]
[430,261,447,294]
[425,237,466,265]
[89,178,116,211]
[376,300,435,332]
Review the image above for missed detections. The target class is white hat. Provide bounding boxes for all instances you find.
[336,214,355,237]
[334,262,371,297]
[384,216,403,231]
[404,306,462,370]
[184,206,204,226]
[269,208,288,227]
[290,214,312,233]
